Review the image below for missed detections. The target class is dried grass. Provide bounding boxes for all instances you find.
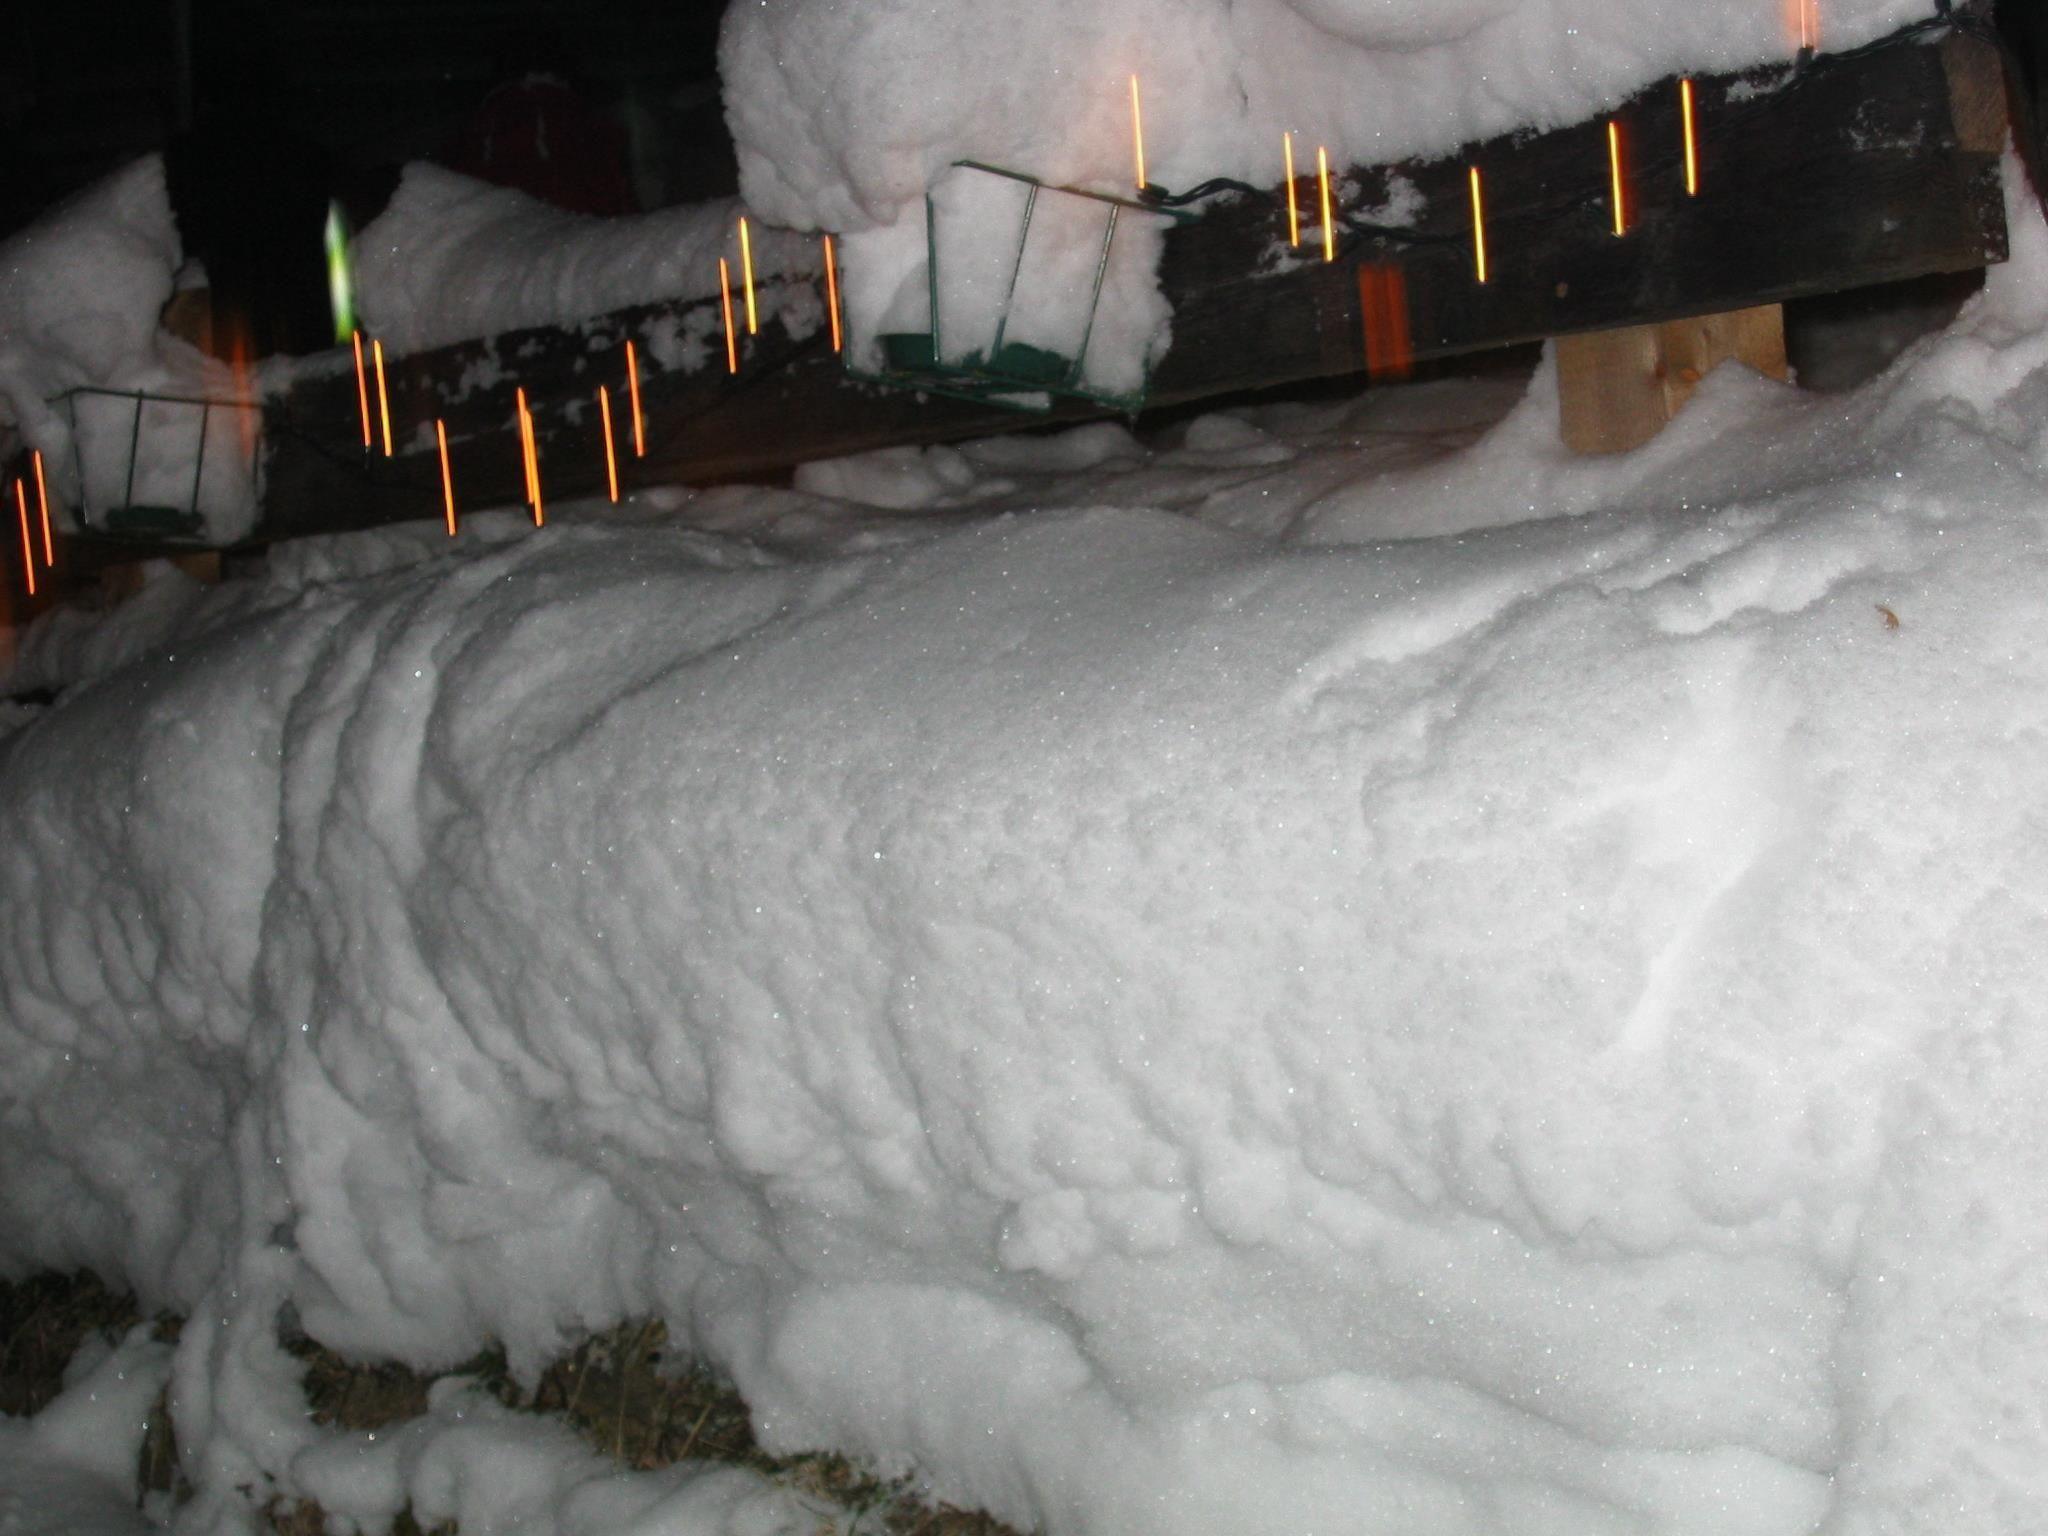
[287,1316,1021,1536]
[0,1270,144,1418]
[5,1271,1023,1536]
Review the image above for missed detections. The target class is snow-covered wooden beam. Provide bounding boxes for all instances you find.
[252,6,2011,545]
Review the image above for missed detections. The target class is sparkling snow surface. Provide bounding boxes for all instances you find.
[5,166,2048,1536]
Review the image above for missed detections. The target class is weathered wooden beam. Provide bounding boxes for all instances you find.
[251,6,2009,544]
[1557,303,1788,454]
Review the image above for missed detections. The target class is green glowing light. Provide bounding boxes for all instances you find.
[325,201,355,344]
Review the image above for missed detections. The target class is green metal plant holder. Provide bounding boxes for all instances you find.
[51,386,264,544]
[856,160,1190,414]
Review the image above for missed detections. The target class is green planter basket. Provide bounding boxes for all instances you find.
[854,160,1191,414]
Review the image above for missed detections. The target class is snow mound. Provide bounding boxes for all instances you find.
[721,0,1932,389]
[0,157,263,542]
[0,1326,170,1536]
[723,0,1934,233]
[353,165,822,357]
[3,166,2048,1536]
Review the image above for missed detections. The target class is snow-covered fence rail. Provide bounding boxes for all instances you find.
[251,5,2014,545]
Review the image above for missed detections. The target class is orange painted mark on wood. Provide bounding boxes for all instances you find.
[1359,264,1413,382]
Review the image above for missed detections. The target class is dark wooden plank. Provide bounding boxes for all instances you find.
[251,6,2009,544]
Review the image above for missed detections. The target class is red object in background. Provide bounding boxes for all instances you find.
[444,75,638,218]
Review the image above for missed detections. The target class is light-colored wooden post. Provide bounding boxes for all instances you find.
[1557,303,1788,455]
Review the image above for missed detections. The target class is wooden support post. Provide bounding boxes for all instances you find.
[1556,303,1787,455]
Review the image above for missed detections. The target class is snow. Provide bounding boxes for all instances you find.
[723,0,1935,233]
[3,148,2047,1534]
[352,165,821,358]
[721,0,1937,375]
[0,155,828,546]
[0,1327,169,1536]
[913,163,1172,398]
[290,1381,833,1536]
[0,157,262,544]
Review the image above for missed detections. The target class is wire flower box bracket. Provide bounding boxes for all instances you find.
[50,386,264,543]
[860,160,1192,414]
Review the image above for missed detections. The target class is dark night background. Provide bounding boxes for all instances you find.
[0,0,738,239]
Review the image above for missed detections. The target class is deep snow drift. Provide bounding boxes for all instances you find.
[5,160,2048,1535]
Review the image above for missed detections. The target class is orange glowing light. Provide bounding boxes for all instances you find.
[516,386,544,525]
[1359,264,1413,382]
[1130,74,1147,191]
[739,216,759,335]
[625,340,646,457]
[33,450,52,567]
[720,258,739,375]
[352,330,373,448]
[15,481,34,598]
[1681,79,1700,195]
[1469,166,1489,284]
[372,338,393,457]
[599,385,620,504]
[1317,145,1335,263]
[1608,120,1628,236]
[1785,0,1818,50]
[823,235,844,353]
[516,387,533,501]
[227,329,259,461]
[437,419,457,536]
[1284,133,1300,248]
